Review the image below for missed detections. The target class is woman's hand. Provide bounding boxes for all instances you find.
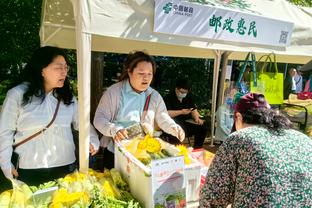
[194,117,204,125]
[192,109,204,125]
[172,126,185,142]
[114,129,128,143]
[12,167,19,178]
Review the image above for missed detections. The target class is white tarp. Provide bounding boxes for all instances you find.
[41,0,312,63]
[154,0,294,47]
[300,59,312,72]
[40,0,312,171]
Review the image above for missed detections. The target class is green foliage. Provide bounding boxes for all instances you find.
[191,0,251,10]
[191,0,312,7]
[0,0,77,105]
[287,0,312,6]
[102,53,127,87]
[1,0,309,107]
[155,56,213,108]
[102,53,214,108]
[0,80,14,104]
[0,0,42,104]
[0,0,42,80]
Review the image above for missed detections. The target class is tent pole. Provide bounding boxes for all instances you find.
[210,50,222,147]
[284,63,288,80]
[76,0,92,173]
[39,0,48,46]
[217,52,231,107]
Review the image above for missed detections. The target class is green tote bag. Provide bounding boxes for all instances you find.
[250,53,284,104]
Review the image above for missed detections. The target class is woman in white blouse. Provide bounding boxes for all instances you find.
[0,46,99,190]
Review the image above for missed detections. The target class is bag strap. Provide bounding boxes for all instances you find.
[141,94,152,121]
[295,76,302,85]
[237,52,257,87]
[257,54,272,73]
[257,53,278,74]
[13,99,61,149]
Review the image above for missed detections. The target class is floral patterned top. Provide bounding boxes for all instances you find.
[199,126,312,208]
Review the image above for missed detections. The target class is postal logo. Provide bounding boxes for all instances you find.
[163,2,193,17]
[163,2,173,14]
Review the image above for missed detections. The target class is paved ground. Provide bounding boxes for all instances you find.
[203,141,220,153]
[183,137,221,153]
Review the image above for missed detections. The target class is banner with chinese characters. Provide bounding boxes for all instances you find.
[154,0,294,47]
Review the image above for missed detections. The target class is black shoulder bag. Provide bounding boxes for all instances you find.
[11,99,61,169]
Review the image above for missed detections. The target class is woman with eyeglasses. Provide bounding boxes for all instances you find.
[0,46,99,191]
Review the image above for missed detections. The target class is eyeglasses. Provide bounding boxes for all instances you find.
[52,63,70,72]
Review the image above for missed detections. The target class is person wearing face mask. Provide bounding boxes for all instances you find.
[284,68,297,99]
[199,93,312,207]
[163,78,208,148]
[93,51,185,169]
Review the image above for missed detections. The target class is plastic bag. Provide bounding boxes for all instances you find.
[297,92,312,100]
[9,179,34,208]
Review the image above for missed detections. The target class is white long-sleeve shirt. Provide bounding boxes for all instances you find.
[0,84,99,178]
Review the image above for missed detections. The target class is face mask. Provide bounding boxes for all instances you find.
[177,92,187,99]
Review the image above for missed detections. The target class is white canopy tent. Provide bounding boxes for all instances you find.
[40,0,312,172]
[300,59,312,72]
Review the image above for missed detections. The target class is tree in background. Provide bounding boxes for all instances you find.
[0,0,78,102]
[156,57,213,108]
[288,0,312,6]
[0,0,41,103]
[0,0,311,104]
[101,53,214,108]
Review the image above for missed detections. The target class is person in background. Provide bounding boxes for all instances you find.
[199,92,312,207]
[295,69,303,93]
[93,51,185,169]
[303,74,312,92]
[284,68,297,99]
[0,46,99,191]
[163,78,208,149]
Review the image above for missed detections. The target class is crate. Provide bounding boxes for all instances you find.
[190,149,215,189]
[115,139,201,207]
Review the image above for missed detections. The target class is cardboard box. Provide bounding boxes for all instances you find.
[190,149,215,189]
[184,160,201,203]
[115,140,201,207]
[115,140,186,208]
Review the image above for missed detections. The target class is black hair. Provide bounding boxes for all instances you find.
[241,108,292,133]
[119,51,156,81]
[175,77,190,90]
[22,46,73,105]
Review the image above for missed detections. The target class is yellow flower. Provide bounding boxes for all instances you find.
[51,188,89,207]
[176,145,188,155]
[102,180,116,198]
[176,144,192,164]
[137,135,161,153]
[89,169,105,179]
[137,140,147,150]
[61,172,87,184]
